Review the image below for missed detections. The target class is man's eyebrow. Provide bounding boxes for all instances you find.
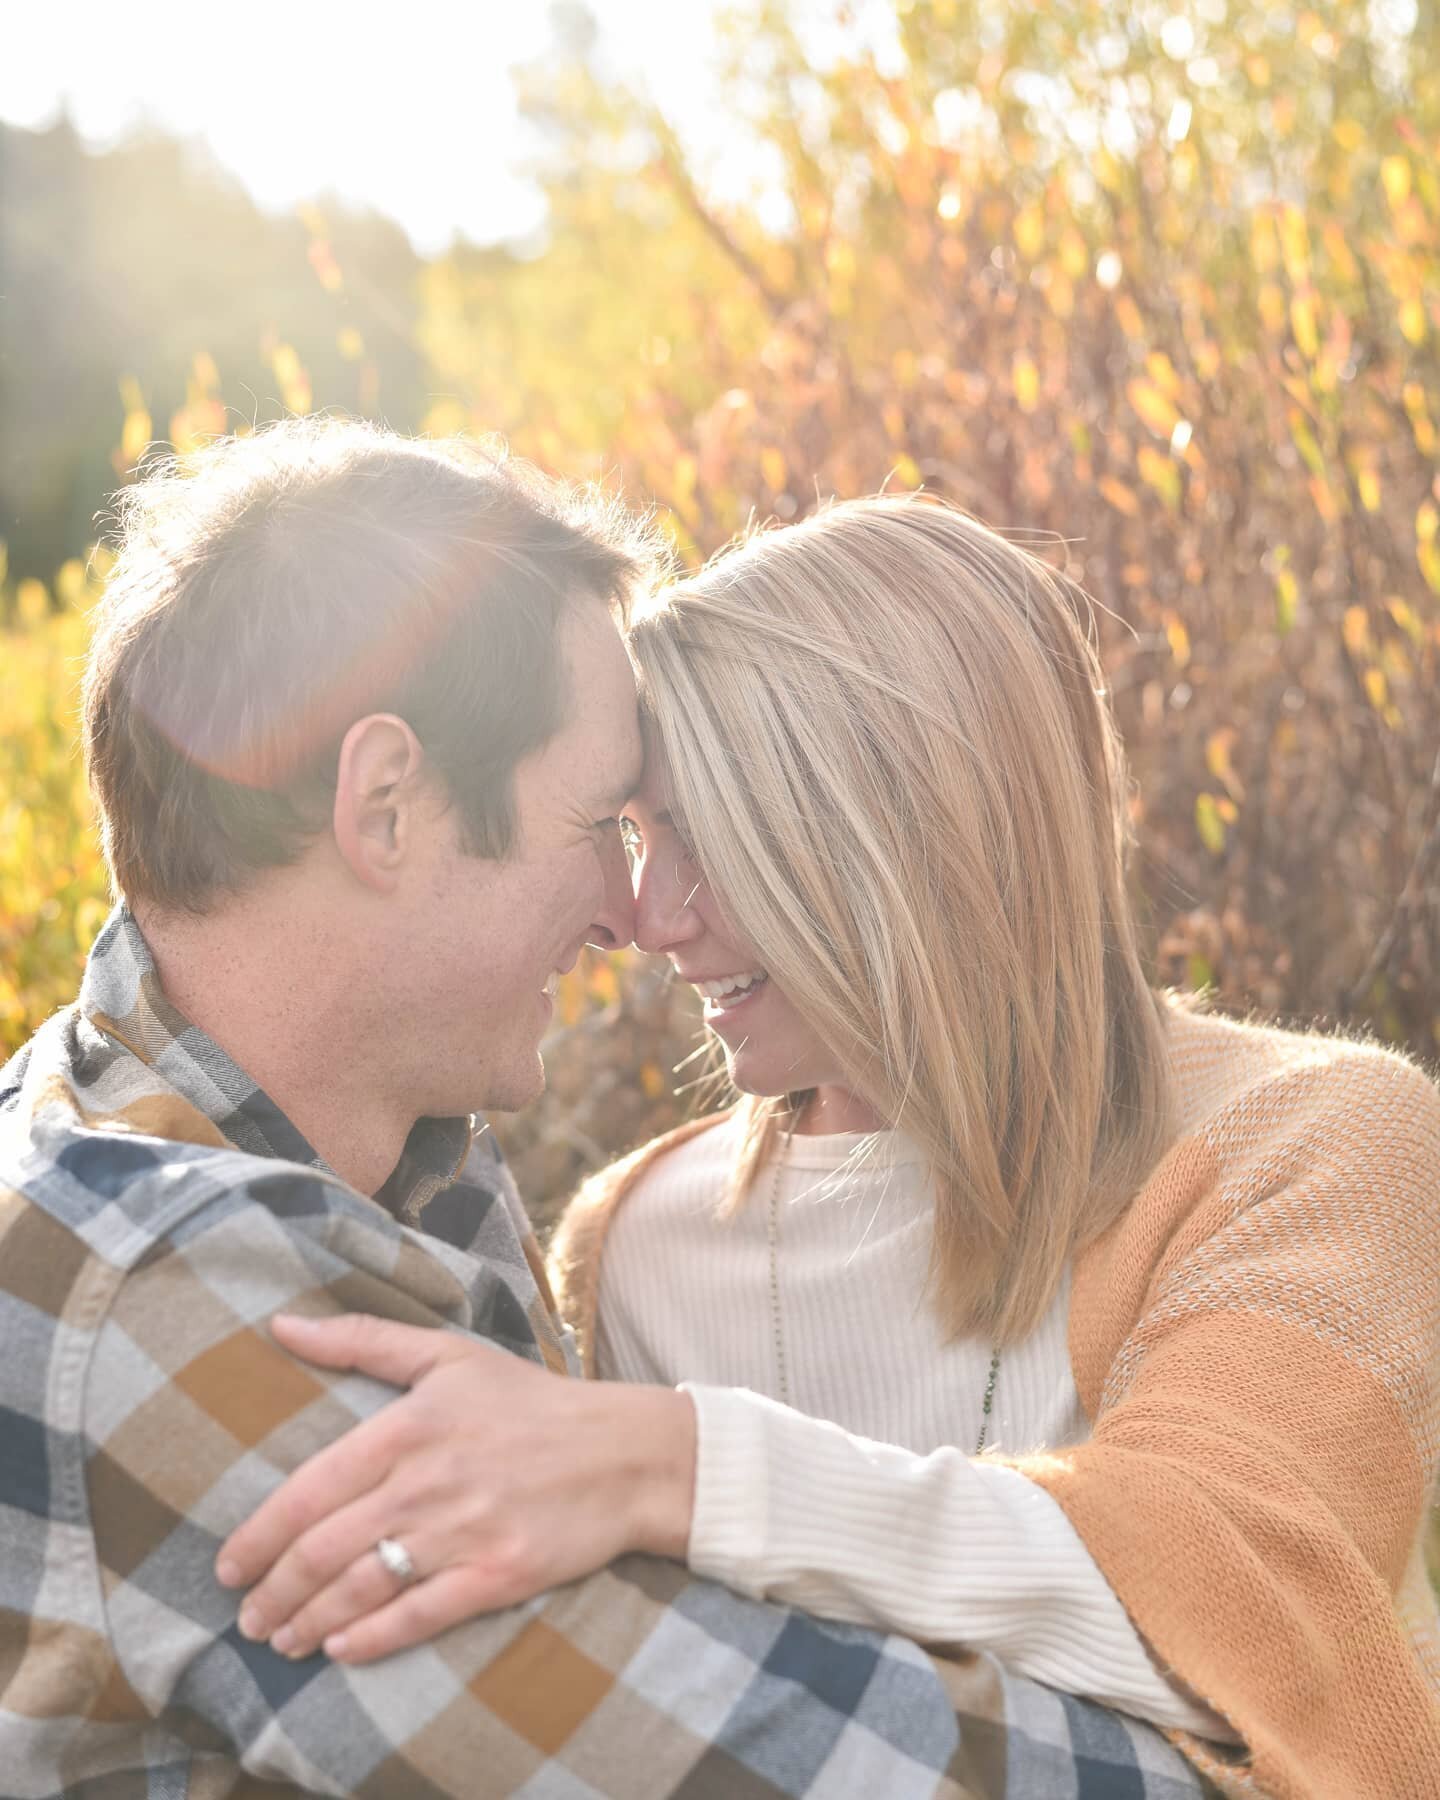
[601,765,644,814]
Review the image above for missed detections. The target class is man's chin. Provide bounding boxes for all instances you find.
[473,1055,546,1118]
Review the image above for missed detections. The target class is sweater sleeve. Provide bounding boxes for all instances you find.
[999,1045,1440,1800]
[682,1380,1238,1742]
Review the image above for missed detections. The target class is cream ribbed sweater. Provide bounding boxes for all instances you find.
[557,1005,1440,1797]
[596,1119,1235,1740]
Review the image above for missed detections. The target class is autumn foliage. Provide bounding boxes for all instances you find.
[3,0,1438,1222]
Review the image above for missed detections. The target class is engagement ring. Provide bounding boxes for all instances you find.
[375,1536,417,1583]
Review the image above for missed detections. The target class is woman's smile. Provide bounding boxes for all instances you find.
[691,968,770,1021]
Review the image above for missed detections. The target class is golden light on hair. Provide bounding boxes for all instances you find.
[627,495,1176,1346]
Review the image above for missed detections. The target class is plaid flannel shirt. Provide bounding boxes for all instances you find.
[0,908,1214,1799]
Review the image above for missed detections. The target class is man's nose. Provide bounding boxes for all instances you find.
[632,847,702,956]
[585,824,638,952]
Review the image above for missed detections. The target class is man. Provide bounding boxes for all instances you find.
[0,421,1189,1797]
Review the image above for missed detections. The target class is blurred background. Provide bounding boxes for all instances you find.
[1,0,1437,1228]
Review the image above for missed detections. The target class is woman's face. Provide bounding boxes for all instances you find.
[624,744,882,1132]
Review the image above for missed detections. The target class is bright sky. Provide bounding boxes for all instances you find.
[0,0,753,254]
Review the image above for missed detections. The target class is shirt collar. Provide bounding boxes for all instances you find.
[80,904,474,1218]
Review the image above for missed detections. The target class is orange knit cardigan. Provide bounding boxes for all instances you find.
[549,1006,1440,1800]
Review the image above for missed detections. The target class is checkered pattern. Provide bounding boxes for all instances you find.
[0,908,1216,1797]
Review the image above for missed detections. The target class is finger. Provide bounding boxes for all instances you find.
[234,1487,397,1641]
[268,1539,422,1661]
[324,1565,493,1665]
[217,1426,390,1590]
[268,1313,457,1387]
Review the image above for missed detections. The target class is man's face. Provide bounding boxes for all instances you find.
[404,600,642,1116]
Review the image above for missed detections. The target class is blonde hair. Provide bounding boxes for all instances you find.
[626,495,1174,1346]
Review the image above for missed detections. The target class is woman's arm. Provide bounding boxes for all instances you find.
[217,1310,1232,1744]
[681,1381,1238,1739]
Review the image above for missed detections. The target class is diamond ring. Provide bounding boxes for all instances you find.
[375,1536,417,1583]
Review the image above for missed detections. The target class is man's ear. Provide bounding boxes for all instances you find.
[332,714,428,893]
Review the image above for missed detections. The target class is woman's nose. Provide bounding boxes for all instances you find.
[632,850,703,955]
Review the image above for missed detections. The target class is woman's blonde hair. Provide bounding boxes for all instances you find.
[626,494,1174,1346]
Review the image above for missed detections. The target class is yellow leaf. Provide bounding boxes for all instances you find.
[1381,155,1412,209]
[891,454,923,489]
[1258,284,1287,334]
[1128,379,1180,438]
[1356,467,1381,513]
[119,406,152,465]
[760,447,788,492]
[1363,667,1389,711]
[1098,477,1139,516]
[337,327,365,361]
[1331,118,1364,152]
[1387,596,1424,646]
[639,1061,667,1100]
[557,974,585,1028]
[1289,412,1326,478]
[1013,202,1045,261]
[1275,568,1299,634]
[588,959,620,1005]
[1277,206,1310,283]
[1205,727,1245,801]
[1138,445,1181,509]
[672,453,698,519]
[1419,505,1440,594]
[1342,605,1370,655]
[1403,384,1436,456]
[1250,212,1279,275]
[1164,610,1191,667]
[1195,793,1227,854]
[1058,227,1089,278]
[1399,298,1427,345]
[1013,353,1040,413]
[1145,352,1181,396]
[1309,475,1339,523]
[1290,292,1320,359]
[826,241,857,284]
[1321,221,1358,283]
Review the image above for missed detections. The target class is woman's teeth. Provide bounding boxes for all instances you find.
[697,971,769,1004]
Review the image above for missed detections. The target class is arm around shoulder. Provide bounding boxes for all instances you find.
[82,1168,983,1798]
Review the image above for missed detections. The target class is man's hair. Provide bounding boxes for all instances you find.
[85,419,655,911]
[627,494,1174,1347]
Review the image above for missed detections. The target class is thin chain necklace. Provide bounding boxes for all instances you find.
[764,1117,1002,1457]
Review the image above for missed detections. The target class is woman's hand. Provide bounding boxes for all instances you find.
[214,1312,696,1664]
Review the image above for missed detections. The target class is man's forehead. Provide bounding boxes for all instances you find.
[596,743,644,812]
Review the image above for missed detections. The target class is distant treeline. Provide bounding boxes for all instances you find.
[0,117,435,582]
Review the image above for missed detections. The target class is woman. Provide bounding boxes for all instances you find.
[223,497,1440,1800]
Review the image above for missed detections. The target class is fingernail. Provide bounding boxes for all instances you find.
[238,1604,267,1642]
[216,1558,242,1588]
[323,1631,348,1661]
[271,1625,298,1657]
